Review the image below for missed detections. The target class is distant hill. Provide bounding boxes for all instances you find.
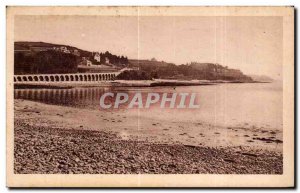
[128,59,253,82]
[248,74,273,82]
[14,41,128,75]
[129,59,174,68]
[15,41,91,57]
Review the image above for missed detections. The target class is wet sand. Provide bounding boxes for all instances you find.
[14,99,283,174]
[14,79,259,89]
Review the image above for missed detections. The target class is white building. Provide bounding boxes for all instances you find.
[94,53,101,62]
[81,57,93,66]
[60,46,71,53]
[84,60,93,66]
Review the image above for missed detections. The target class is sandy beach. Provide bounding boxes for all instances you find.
[14,99,283,174]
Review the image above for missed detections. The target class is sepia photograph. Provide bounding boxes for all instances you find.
[6,6,294,187]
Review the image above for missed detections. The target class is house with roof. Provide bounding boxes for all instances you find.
[94,52,101,62]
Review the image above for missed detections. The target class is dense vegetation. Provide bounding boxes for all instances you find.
[14,42,128,74]
[128,60,252,82]
[115,70,153,80]
[15,51,79,74]
[90,51,128,67]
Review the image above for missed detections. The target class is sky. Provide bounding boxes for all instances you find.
[15,15,283,79]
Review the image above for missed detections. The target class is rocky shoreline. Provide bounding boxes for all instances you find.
[14,120,283,174]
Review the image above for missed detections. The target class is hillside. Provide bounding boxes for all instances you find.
[14,41,253,82]
[129,59,173,68]
[128,59,253,82]
[15,41,91,57]
[248,74,273,82]
[14,41,128,75]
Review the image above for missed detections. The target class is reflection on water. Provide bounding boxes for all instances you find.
[14,87,114,109]
[14,82,283,129]
[14,87,196,110]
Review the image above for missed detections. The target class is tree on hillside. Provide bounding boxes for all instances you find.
[34,50,79,74]
[15,50,79,74]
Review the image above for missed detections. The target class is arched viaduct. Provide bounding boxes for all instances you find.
[14,72,120,83]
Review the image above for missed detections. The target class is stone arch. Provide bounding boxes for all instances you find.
[45,76,49,82]
[17,77,22,81]
[33,76,38,81]
[60,75,65,81]
[87,75,91,81]
[39,76,44,81]
[78,75,82,81]
[65,75,69,81]
[55,75,59,81]
[95,74,99,81]
[28,76,33,81]
[50,76,55,82]
[98,74,102,81]
[22,76,28,81]
[75,75,79,81]
[84,75,87,81]
[91,74,95,81]
[70,75,74,81]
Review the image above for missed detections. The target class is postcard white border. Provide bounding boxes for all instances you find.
[6,6,294,187]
